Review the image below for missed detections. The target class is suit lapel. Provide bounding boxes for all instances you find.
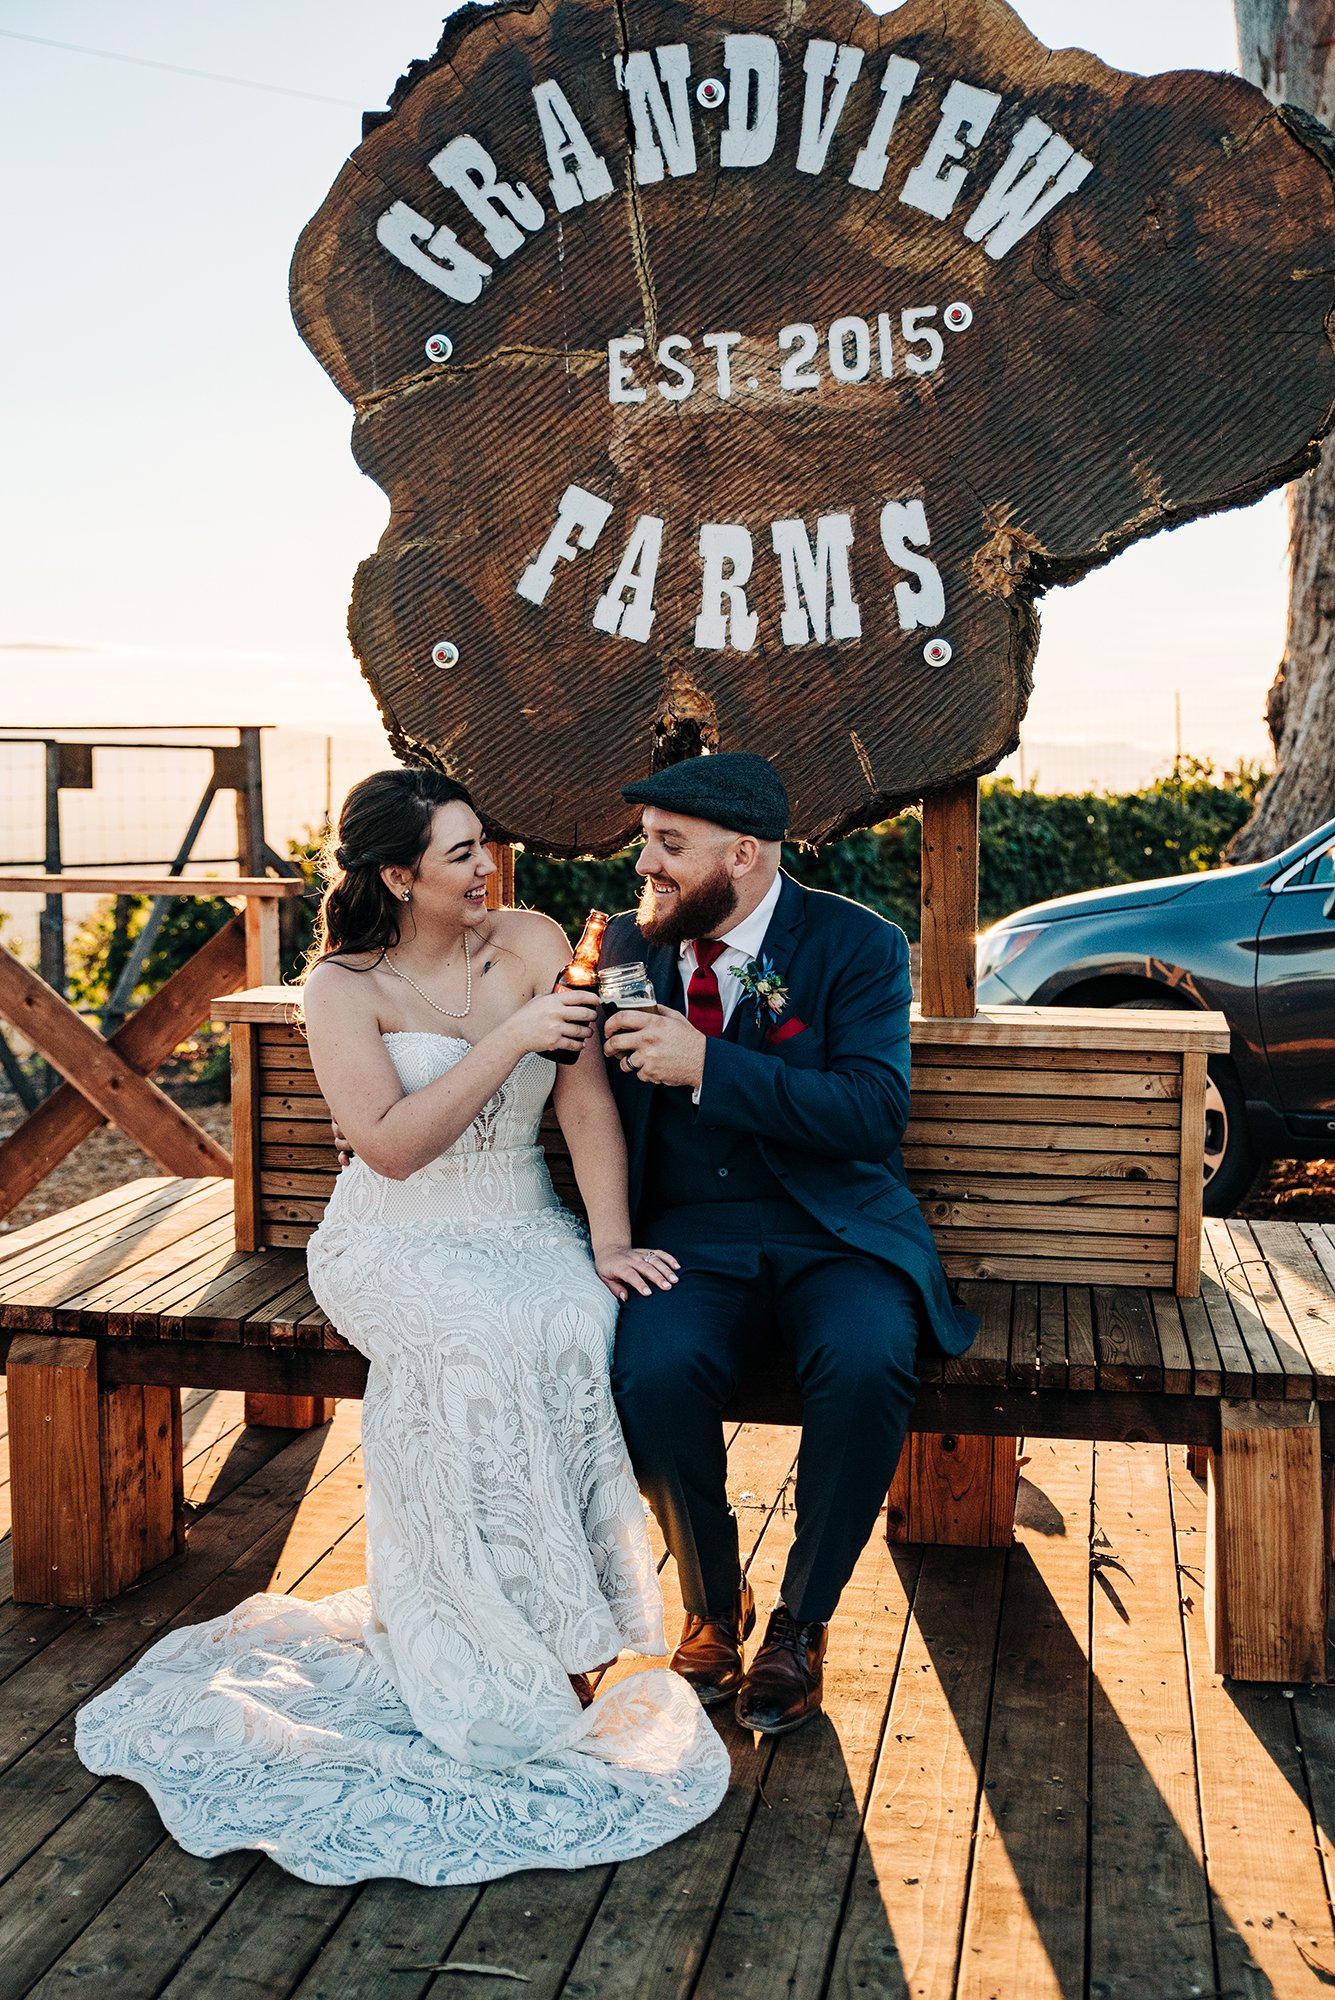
[728,873,807,1052]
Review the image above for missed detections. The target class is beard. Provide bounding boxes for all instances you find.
[637,862,739,948]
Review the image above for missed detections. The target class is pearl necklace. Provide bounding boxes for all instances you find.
[385,935,473,1019]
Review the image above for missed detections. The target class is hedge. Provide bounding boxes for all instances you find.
[518,760,1267,941]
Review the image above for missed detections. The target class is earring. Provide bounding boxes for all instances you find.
[401,891,411,903]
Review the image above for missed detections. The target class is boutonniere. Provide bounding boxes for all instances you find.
[730,954,789,1028]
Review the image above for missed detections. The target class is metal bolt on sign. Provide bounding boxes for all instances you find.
[923,638,953,666]
[943,303,973,332]
[431,641,460,669]
[424,333,454,363]
[695,78,725,108]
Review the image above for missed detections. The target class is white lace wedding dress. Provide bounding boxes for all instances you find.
[76,1032,729,1886]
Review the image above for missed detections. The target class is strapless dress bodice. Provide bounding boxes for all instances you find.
[320,1031,562,1231]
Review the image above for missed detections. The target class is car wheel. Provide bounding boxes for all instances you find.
[1199,1056,1259,1217]
[1109,999,1259,1216]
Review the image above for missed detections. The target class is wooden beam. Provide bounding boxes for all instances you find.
[886,1432,1017,1547]
[1176,1051,1208,1297]
[244,1391,335,1429]
[244,895,282,986]
[1207,1398,1327,1682]
[0,948,233,1183]
[486,842,515,909]
[0,914,245,1219]
[8,1332,182,1605]
[920,780,980,1019]
[0,873,304,898]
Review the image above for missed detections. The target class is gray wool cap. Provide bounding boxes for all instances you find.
[621,752,789,840]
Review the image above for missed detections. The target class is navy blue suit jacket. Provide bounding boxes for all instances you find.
[603,873,979,1357]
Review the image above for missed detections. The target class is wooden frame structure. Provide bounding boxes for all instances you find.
[2,1175,1328,1683]
[0,877,306,1224]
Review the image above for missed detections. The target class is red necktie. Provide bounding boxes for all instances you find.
[686,940,727,1037]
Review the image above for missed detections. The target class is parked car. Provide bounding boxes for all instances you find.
[975,816,1335,1214]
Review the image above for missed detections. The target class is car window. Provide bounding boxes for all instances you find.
[1312,845,1335,886]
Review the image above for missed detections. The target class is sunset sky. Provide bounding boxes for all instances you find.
[0,0,1288,774]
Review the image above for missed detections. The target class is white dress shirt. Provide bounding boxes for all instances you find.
[677,871,784,1031]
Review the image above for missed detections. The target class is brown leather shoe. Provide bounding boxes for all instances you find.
[669,1575,756,1708]
[734,1604,828,1735]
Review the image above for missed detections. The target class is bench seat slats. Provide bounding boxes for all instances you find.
[1217,1219,1317,1400]
[925,1201,1178,1238]
[941,1279,1010,1387]
[907,1120,1180,1155]
[4,1188,1334,1427]
[912,1063,1182,1100]
[910,1173,1178,1209]
[1038,1285,1068,1389]
[911,1092,1181,1129]
[914,1044,1186,1073]
[1199,1232,1282,1396]
[1258,1224,1335,1392]
[1093,1287,1164,1392]
[1150,1293,1196,1396]
[1008,1282,1040,1385]
[904,1146,1178,1182]
[259,1096,332,1122]
[1064,1287,1097,1392]
[941,1253,1175,1287]
[1173,1291,1225,1399]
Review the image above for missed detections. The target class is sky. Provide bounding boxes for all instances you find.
[0,0,1289,775]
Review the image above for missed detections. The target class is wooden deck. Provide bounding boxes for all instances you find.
[2,1387,1335,1997]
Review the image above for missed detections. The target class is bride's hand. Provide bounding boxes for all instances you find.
[594,1245,681,1302]
[503,987,601,1059]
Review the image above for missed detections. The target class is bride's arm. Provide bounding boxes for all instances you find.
[553,1036,678,1300]
[303,958,596,1180]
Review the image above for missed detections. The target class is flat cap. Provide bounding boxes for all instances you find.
[621,752,789,840]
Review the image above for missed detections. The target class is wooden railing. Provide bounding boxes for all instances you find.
[0,876,306,1221]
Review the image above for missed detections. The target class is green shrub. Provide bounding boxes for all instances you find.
[515,759,1268,941]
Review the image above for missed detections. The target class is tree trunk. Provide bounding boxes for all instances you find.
[1230,0,1335,858]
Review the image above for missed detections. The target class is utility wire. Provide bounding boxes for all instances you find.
[0,27,367,110]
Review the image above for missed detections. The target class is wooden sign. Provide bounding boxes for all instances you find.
[292,0,1335,855]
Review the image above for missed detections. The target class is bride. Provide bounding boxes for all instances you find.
[76,767,730,1886]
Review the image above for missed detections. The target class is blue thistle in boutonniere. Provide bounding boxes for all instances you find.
[731,955,789,1028]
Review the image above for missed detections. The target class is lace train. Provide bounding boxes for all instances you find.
[76,1033,729,1882]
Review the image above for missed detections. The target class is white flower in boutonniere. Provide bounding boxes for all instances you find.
[731,954,789,1028]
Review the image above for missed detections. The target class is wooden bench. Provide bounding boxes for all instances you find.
[3,1170,1331,1683]
[223,989,1224,1296]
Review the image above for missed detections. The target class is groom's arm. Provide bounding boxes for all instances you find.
[697,923,912,1162]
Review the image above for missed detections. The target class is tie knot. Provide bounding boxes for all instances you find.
[693,939,727,970]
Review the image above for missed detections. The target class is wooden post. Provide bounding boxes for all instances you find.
[919,780,979,1019]
[8,1334,182,1606]
[232,1014,333,1431]
[1176,1051,1207,1297]
[244,894,282,985]
[886,1431,1019,1548]
[486,842,515,909]
[1206,1399,1327,1682]
[898,780,1017,1549]
[231,1023,262,1254]
[38,739,66,1007]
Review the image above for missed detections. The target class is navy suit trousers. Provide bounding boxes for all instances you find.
[612,1197,920,1625]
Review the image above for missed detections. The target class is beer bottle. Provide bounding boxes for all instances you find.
[550,909,609,1065]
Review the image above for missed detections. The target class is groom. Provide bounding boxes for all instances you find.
[602,752,978,1735]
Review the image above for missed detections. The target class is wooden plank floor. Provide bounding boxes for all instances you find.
[2,1409,1335,1998]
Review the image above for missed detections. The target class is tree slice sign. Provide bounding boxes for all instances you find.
[292,0,1335,855]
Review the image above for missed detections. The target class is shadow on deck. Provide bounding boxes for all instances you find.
[0,1394,1332,1999]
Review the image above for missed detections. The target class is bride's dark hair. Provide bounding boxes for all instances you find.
[306,767,480,969]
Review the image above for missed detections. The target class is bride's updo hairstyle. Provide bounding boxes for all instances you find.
[308,767,479,969]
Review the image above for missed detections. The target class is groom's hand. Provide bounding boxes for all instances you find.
[604,1007,707,1091]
